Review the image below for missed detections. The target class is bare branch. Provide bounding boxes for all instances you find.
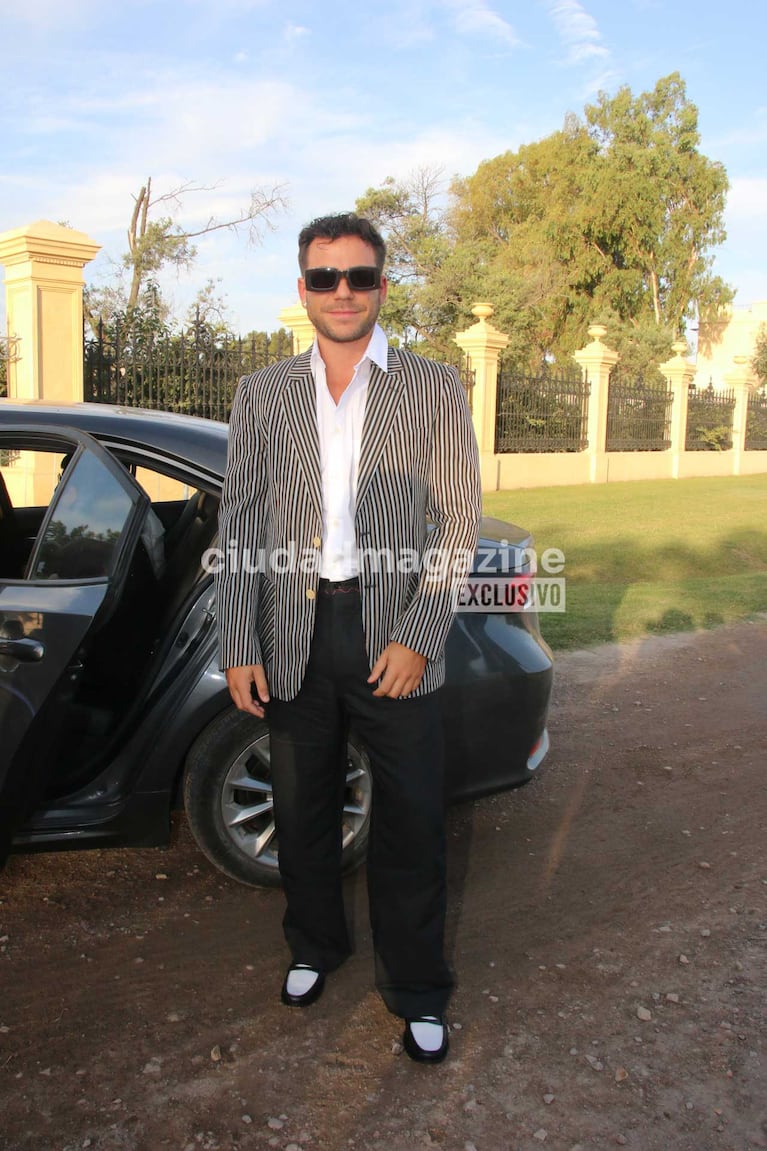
[182,185,288,244]
[146,178,225,213]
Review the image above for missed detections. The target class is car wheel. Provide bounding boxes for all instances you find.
[183,708,372,888]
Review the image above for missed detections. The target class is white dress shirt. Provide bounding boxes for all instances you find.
[311,323,389,580]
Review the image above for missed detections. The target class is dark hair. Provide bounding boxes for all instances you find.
[298,213,386,272]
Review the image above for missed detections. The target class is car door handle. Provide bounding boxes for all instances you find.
[0,637,45,662]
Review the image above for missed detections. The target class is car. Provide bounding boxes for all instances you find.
[0,400,553,887]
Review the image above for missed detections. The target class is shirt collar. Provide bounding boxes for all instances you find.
[310,322,389,377]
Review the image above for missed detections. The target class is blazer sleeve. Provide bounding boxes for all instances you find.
[216,374,267,670]
[389,364,482,661]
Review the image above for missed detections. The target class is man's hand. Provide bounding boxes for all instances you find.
[368,643,427,699]
[226,664,270,717]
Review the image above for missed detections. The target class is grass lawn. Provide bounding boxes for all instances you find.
[483,474,767,651]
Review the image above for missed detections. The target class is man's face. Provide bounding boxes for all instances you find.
[298,235,387,346]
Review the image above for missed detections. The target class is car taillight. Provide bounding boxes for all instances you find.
[506,573,534,611]
[527,730,549,771]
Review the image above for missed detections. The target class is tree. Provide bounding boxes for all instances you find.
[85,176,286,335]
[185,279,237,339]
[582,73,731,334]
[753,324,767,385]
[355,168,478,354]
[358,76,731,373]
[450,117,602,362]
[0,338,13,399]
[450,73,732,365]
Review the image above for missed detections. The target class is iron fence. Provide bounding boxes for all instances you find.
[606,370,674,451]
[0,336,20,400]
[84,322,293,421]
[745,386,767,450]
[456,355,475,413]
[685,381,736,451]
[0,340,22,462]
[0,337,20,464]
[83,326,475,421]
[495,362,589,453]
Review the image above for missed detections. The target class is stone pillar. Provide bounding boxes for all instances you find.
[724,355,759,476]
[454,303,509,488]
[0,220,100,402]
[660,340,696,479]
[278,302,316,355]
[573,325,619,483]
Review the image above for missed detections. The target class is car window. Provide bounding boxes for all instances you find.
[30,449,137,581]
[134,467,189,502]
[1,449,62,509]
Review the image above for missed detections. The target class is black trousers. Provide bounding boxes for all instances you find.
[268,583,453,1019]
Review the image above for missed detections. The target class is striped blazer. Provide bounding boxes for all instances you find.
[216,345,482,700]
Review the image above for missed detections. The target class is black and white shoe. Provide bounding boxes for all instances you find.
[280,963,325,1007]
[402,1016,449,1063]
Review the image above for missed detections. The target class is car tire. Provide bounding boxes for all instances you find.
[183,707,372,888]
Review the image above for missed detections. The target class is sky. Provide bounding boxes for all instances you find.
[1,0,766,338]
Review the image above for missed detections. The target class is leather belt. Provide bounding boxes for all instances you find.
[317,577,360,596]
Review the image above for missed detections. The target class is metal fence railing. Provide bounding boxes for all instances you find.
[685,382,736,451]
[606,371,673,452]
[0,336,20,400]
[745,386,767,450]
[456,354,475,413]
[495,362,589,453]
[0,337,21,464]
[84,322,293,421]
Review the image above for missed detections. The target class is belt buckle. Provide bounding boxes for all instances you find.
[320,577,358,596]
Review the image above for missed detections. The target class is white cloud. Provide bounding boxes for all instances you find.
[545,0,610,65]
[284,22,310,42]
[123,76,304,160]
[377,2,436,48]
[440,0,519,49]
[727,177,767,221]
[712,177,767,306]
[288,119,514,223]
[182,0,270,9]
[67,174,147,233]
[709,112,767,154]
[1,0,100,28]
[13,68,365,177]
[578,65,622,101]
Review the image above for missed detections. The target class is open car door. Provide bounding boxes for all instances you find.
[0,426,150,863]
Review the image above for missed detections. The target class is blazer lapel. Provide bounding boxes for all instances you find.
[281,353,322,521]
[356,346,406,512]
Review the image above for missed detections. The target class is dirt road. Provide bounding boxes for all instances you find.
[1,618,765,1151]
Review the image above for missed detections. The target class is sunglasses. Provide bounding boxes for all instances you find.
[303,265,382,292]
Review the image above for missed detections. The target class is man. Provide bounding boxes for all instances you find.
[217,213,481,1063]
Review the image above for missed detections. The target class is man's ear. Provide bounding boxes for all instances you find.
[297,277,307,307]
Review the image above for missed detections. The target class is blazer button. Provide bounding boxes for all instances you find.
[306,588,316,600]
[312,536,321,548]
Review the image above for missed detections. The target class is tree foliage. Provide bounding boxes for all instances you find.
[583,74,730,333]
[753,324,767,385]
[359,74,732,373]
[355,167,474,355]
